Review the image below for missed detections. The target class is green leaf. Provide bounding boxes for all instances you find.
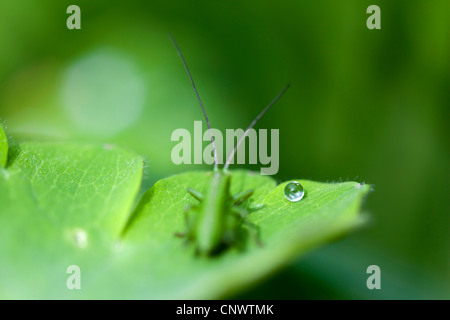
[101,171,370,299]
[0,143,370,298]
[0,123,7,168]
[0,142,143,298]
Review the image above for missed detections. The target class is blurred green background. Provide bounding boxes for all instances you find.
[0,0,448,299]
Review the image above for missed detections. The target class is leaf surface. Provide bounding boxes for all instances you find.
[0,142,370,299]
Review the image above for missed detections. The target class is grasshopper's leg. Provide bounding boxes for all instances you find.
[230,209,262,247]
[241,220,263,247]
[187,188,203,202]
[222,209,242,246]
[175,232,187,237]
[232,189,254,207]
[175,204,198,238]
[231,206,249,219]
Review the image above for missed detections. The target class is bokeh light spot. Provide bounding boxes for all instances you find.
[61,48,146,136]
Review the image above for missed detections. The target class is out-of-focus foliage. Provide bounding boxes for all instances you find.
[0,0,448,298]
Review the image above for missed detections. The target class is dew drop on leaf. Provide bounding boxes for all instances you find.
[284,181,304,202]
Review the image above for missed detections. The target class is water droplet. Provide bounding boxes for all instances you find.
[284,181,304,202]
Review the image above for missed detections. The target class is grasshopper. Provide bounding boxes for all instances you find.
[170,35,289,256]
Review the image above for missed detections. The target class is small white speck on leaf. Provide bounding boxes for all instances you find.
[67,228,88,249]
[103,144,114,150]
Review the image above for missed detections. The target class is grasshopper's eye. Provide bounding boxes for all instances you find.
[284,181,304,202]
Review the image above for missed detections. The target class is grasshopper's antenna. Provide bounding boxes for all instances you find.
[169,34,219,170]
[224,84,290,170]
